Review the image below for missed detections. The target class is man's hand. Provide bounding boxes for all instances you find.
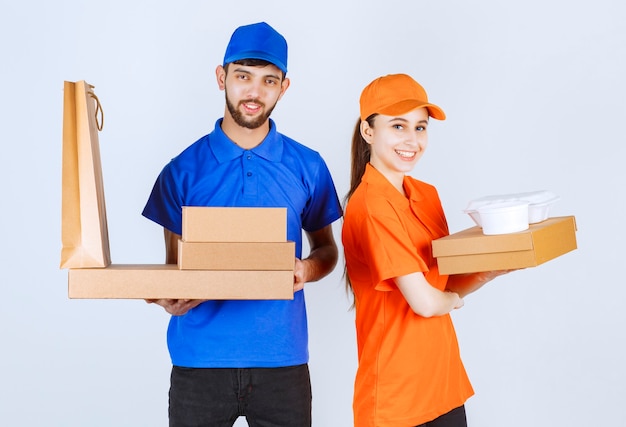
[150,229,208,315]
[145,299,207,316]
[293,258,308,292]
[291,225,339,293]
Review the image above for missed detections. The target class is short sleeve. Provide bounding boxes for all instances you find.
[142,162,184,235]
[301,156,342,232]
[360,203,429,292]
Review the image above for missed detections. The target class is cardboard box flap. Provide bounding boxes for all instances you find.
[432,216,576,257]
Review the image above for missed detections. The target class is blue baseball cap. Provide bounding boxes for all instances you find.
[223,22,288,74]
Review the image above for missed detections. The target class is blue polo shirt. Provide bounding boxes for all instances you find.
[142,118,342,368]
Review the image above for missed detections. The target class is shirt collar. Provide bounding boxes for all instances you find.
[361,163,425,205]
[209,118,284,163]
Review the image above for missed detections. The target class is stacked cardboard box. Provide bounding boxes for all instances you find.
[68,207,295,300]
[178,207,295,271]
[432,216,577,275]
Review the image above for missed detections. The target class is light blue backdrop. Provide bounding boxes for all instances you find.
[1,0,624,426]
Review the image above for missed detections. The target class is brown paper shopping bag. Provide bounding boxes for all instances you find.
[60,80,111,268]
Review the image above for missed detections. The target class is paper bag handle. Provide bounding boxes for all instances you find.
[88,89,104,131]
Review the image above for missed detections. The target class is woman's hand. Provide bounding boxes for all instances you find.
[447,269,519,298]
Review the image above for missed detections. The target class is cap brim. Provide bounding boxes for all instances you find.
[223,51,287,74]
[378,99,446,120]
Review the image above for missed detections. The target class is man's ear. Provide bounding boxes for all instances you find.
[215,65,226,90]
[277,77,290,101]
[360,120,374,144]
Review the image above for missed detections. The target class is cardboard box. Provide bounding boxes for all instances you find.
[182,207,287,242]
[68,264,294,300]
[178,240,295,270]
[432,216,577,274]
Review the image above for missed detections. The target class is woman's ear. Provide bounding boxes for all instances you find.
[360,120,374,144]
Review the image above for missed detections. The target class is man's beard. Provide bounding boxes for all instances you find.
[225,92,276,130]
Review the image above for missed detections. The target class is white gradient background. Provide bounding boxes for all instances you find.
[1,1,624,426]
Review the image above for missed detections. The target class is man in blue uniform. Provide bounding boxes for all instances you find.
[142,22,342,427]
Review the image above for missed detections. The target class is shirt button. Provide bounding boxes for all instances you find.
[247,172,252,177]
[247,155,252,160]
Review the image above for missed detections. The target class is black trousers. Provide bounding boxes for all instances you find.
[416,405,467,427]
[168,364,312,427]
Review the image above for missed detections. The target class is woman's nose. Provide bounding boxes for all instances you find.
[408,132,424,149]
